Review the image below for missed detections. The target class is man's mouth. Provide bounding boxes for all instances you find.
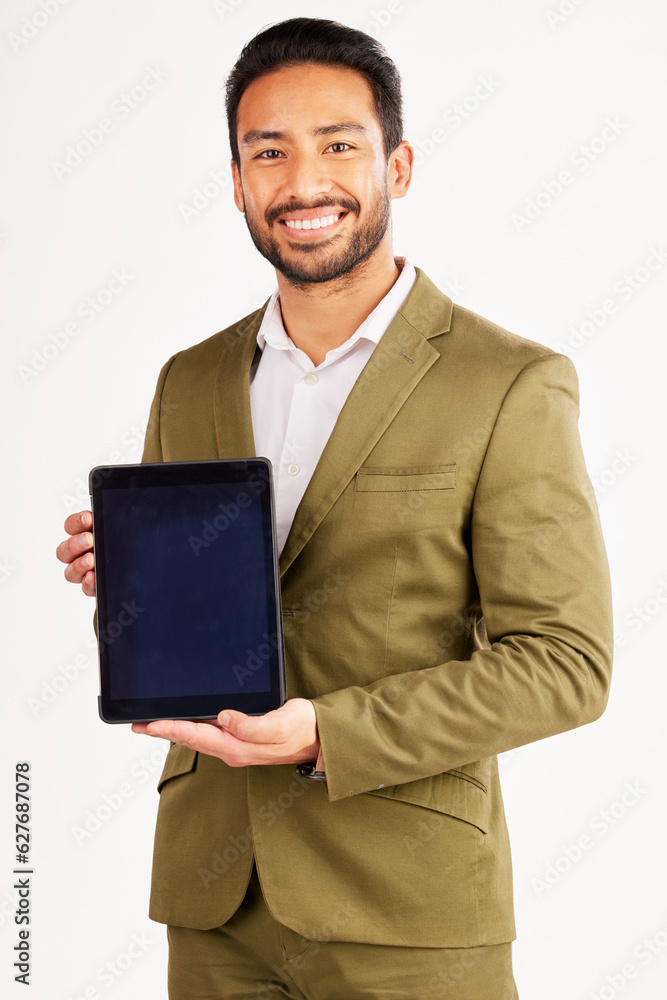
[276,208,349,238]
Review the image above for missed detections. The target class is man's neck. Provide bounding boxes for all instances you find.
[274,245,401,367]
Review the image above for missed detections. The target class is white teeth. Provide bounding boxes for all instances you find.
[284,213,340,230]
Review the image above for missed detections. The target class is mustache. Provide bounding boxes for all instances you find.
[266,196,360,226]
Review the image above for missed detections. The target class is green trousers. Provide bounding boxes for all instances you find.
[167,862,519,999]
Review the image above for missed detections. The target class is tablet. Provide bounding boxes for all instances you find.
[89,459,286,724]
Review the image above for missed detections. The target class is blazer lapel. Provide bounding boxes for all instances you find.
[211,270,454,579]
[213,307,267,460]
[279,269,452,577]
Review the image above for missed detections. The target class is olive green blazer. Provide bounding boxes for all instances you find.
[143,268,613,946]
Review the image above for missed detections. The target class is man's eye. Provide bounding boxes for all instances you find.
[328,142,351,152]
[257,149,283,159]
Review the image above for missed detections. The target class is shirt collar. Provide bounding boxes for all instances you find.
[256,257,417,360]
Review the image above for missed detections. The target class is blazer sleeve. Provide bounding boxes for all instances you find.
[311,352,614,802]
[141,354,181,463]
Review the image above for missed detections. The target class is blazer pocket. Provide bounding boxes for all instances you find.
[157,743,198,793]
[355,464,457,492]
[365,768,488,834]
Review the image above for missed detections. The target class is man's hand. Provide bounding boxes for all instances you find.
[55,511,96,597]
[131,698,320,767]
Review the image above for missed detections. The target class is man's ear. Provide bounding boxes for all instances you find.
[231,159,245,213]
[388,140,414,200]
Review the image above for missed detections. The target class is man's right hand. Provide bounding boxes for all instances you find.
[56,511,96,597]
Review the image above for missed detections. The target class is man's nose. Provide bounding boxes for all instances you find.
[282,152,333,202]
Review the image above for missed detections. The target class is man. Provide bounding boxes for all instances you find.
[56,17,613,999]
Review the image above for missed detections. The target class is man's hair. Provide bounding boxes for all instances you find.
[225,17,403,166]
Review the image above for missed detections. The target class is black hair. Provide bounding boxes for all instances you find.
[225,17,403,165]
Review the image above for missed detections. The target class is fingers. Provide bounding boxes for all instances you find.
[61,548,96,596]
[80,569,96,598]
[133,719,238,757]
[60,545,93,577]
[56,511,96,595]
[133,719,223,741]
[64,510,93,536]
[217,707,292,745]
[131,712,316,767]
[56,514,93,567]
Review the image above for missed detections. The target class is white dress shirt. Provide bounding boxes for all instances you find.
[249,258,416,555]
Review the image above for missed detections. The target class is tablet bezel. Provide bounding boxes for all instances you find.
[89,458,286,724]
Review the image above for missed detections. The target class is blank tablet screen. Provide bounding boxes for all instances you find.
[90,460,286,723]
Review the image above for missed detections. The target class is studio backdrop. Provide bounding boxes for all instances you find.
[1,1,665,998]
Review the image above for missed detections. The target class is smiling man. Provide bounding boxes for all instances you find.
[57,17,613,1000]
[236,66,393,287]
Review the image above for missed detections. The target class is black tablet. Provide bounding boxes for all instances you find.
[89,459,286,724]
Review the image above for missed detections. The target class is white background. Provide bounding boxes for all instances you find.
[1,0,666,997]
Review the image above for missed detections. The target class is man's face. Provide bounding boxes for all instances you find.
[231,63,403,286]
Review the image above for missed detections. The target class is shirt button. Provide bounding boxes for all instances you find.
[303,373,319,385]
[287,464,300,476]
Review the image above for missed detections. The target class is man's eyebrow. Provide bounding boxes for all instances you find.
[312,122,368,137]
[242,122,369,146]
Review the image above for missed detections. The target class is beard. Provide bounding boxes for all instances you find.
[241,188,392,286]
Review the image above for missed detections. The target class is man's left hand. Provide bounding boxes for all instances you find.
[131,698,320,767]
